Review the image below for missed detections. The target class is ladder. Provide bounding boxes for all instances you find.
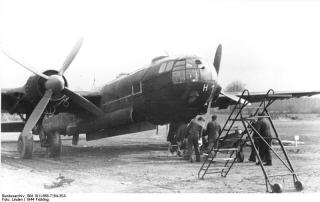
[198,89,304,193]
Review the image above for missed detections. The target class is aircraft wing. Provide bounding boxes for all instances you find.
[2,87,101,114]
[212,90,320,109]
[1,87,27,114]
[1,87,102,132]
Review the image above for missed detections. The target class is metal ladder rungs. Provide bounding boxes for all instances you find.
[208,166,228,172]
[205,171,224,174]
[203,148,238,156]
[229,118,243,121]
[245,117,259,120]
[268,173,296,178]
[243,106,263,109]
[213,148,239,152]
[252,115,270,118]
[220,138,241,142]
[210,157,234,162]
[200,166,227,171]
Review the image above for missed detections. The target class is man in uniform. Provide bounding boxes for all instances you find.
[185,117,205,162]
[175,123,188,157]
[255,112,273,166]
[248,118,260,162]
[167,122,179,153]
[206,115,221,151]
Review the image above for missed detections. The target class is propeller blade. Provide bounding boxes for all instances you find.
[213,44,222,75]
[21,90,53,138]
[220,91,249,105]
[59,38,83,75]
[62,87,104,117]
[207,83,222,102]
[206,84,222,114]
[2,49,49,80]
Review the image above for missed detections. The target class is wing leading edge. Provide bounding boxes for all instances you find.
[1,87,101,115]
[212,90,320,109]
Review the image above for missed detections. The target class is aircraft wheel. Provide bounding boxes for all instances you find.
[17,133,33,159]
[47,131,62,158]
[294,181,304,191]
[237,151,244,162]
[271,183,283,193]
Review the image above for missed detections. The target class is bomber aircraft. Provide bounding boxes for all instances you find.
[1,39,320,159]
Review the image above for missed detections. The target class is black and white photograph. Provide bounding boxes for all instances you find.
[1,0,320,200]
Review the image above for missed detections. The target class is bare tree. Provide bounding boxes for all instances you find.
[225,80,246,92]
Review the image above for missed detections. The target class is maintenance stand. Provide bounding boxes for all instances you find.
[198,89,304,193]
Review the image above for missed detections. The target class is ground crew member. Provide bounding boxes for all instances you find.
[248,118,260,162]
[175,123,188,157]
[167,123,179,153]
[255,112,273,166]
[185,117,205,162]
[206,115,221,151]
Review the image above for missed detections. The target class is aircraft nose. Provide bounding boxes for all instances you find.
[187,90,200,103]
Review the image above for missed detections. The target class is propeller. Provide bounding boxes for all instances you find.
[220,91,248,105]
[206,44,223,114]
[1,50,49,80]
[213,44,222,76]
[212,44,249,105]
[59,38,83,75]
[2,38,104,142]
[22,90,53,139]
[61,87,104,116]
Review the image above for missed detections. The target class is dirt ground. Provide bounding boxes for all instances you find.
[1,114,320,193]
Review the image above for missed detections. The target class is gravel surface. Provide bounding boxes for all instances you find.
[1,116,320,193]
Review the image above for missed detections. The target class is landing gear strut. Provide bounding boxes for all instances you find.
[17,133,33,159]
[72,134,79,145]
[46,131,62,158]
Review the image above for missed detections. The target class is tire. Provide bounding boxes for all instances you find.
[17,133,33,159]
[47,132,62,158]
[294,181,304,191]
[271,183,282,193]
[237,151,244,162]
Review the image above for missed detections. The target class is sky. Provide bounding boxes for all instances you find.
[0,0,320,93]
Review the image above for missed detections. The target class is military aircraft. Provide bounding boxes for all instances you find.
[1,39,320,159]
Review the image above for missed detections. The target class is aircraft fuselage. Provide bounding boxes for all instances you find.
[99,55,217,125]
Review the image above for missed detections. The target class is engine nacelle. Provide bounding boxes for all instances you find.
[24,70,68,103]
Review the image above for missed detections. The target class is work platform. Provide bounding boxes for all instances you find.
[198,89,304,193]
